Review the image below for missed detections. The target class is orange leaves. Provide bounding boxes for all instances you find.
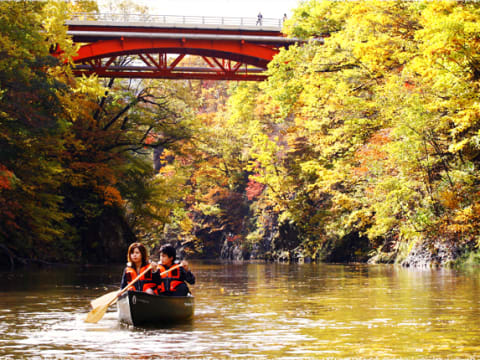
[204,186,228,204]
[439,189,461,210]
[144,134,156,145]
[435,187,480,239]
[97,185,124,207]
[352,129,392,177]
[443,203,480,237]
[404,81,416,90]
[246,177,265,201]
[246,177,265,200]
[352,164,369,178]
[69,161,118,187]
[0,165,14,190]
[68,158,125,208]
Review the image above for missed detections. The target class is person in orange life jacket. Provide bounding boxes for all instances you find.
[153,244,195,296]
[120,242,157,294]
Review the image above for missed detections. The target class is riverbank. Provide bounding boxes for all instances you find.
[218,235,480,269]
[3,228,479,270]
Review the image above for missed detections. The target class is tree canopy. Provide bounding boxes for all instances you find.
[2,0,480,266]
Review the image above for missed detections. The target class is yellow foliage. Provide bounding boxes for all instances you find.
[439,190,460,210]
[41,1,80,64]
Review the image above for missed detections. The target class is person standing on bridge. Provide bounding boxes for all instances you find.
[256,12,263,26]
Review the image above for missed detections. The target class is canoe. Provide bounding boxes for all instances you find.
[117,290,194,326]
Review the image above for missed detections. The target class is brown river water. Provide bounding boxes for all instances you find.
[1,261,479,359]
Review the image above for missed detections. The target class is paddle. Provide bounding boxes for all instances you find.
[84,263,182,323]
[89,264,152,310]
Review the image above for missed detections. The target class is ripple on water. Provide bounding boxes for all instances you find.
[3,262,480,359]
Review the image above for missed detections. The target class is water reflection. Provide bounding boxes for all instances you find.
[0,262,479,358]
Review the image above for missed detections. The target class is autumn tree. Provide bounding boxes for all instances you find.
[217,1,480,263]
[0,1,75,262]
[0,0,198,264]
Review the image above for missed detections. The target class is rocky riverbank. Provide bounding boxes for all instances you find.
[217,231,480,268]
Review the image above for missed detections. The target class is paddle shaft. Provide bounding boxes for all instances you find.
[118,263,182,298]
[117,264,153,298]
[155,263,182,281]
[86,263,183,324]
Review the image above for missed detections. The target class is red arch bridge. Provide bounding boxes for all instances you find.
[64,13,301,81]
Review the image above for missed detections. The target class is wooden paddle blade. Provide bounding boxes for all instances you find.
[84,302,109,323]
[90,290,120,309]
[85,264,155,323]
[84,296,120,323]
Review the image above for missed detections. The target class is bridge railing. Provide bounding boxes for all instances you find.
[69,13,283,29]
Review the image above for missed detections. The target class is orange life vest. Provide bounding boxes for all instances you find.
[124,264,156,292]
[155,264,183,294]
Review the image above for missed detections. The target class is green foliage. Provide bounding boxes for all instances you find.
[0,1,196,263]
[0,0,73,260]
[5,0,480,265]
[208,0,480,262]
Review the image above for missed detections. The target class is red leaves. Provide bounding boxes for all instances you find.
[0,165,14,190]
[404,80,415,90]
[226,233,241,242]
[352,129,392,177]
[246,177,265,200]
[145,134,156,145]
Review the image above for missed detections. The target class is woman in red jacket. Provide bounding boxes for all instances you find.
[120,242,156,294]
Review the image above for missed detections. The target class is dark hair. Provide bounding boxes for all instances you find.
[127,242,149,267]
[160,244,176,261]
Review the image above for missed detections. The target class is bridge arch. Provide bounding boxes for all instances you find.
[73,37,278,80]
[66,14,299,81]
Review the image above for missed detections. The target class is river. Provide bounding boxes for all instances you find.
[1,261,479,359]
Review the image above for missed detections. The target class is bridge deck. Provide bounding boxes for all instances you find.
[67,13,284,35]
[67,21,282,36]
